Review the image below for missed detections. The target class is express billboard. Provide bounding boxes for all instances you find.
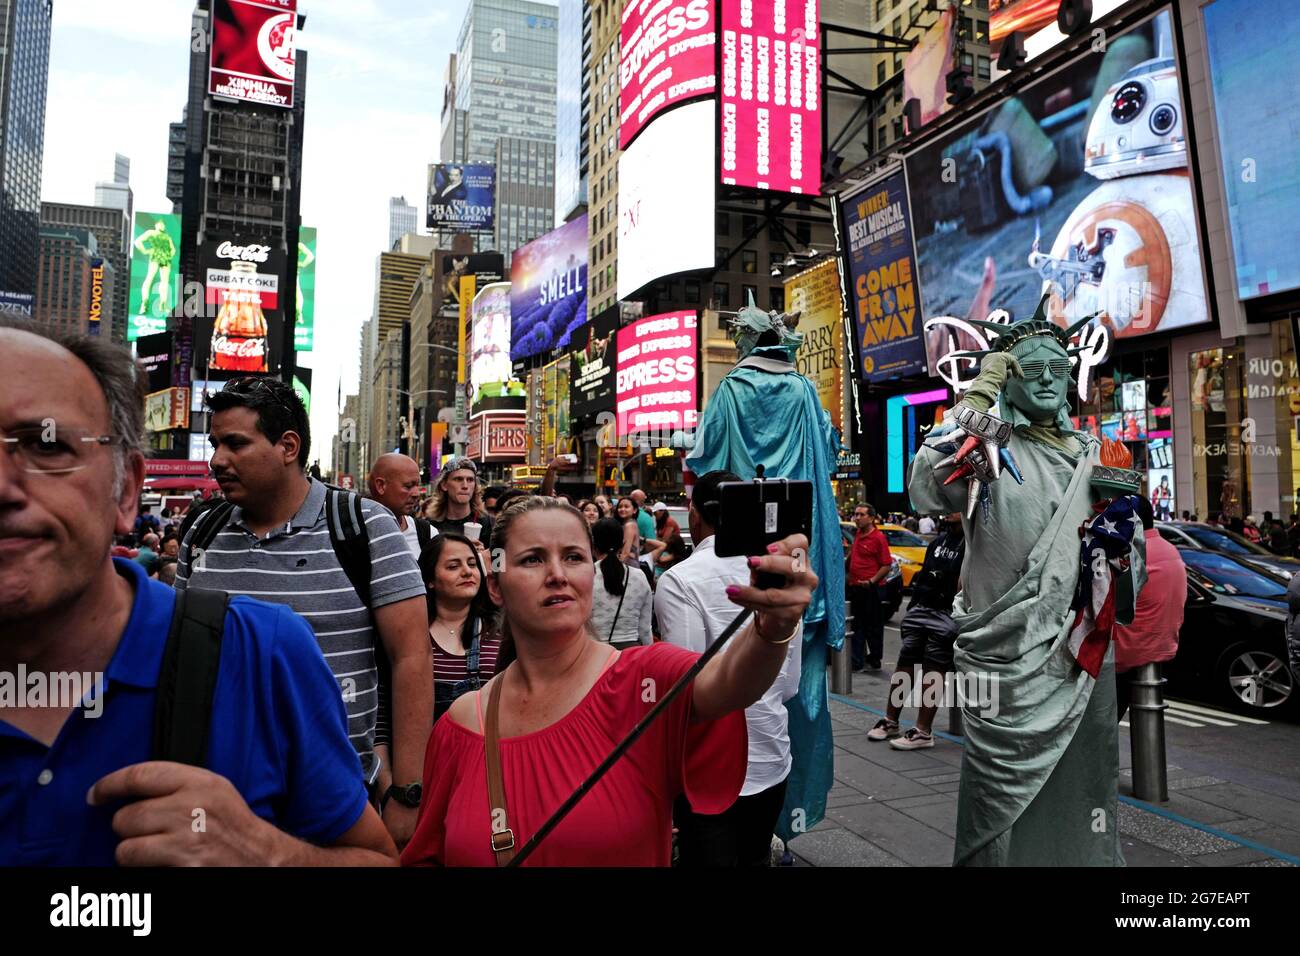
[127,211,181,341]
[906,7,1208,384]
[471,282,513,403]
[619,0,716,150]
[196,237,286,375]
[209,0,298,109]
[1203,0,1300,299]
[617,100,716,301]
[510,214,588,361]
[837,169,928,382]
[294,226,316,350]
[427,163,496,231]
[615,311,698,440]
[719,0,821,195]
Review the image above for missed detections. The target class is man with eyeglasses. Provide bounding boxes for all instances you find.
[0,323,396,865]
[177,376,433,849]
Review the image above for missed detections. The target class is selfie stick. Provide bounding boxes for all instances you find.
[508,606,755,867]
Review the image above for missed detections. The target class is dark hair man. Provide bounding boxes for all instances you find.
[656,471,801,866]
[0,324,394,865]
[368,453,434,559]
[847,503,892,670]
[178,378,432,849]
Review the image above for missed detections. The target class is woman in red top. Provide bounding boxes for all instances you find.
[418,532,503,722]
[401,496,816,867]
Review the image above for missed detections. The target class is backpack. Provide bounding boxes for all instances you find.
[153,586,230,764]
[180,485,373,606]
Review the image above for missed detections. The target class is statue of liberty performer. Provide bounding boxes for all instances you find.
[908,293,1146,866]
[685,292,845,846]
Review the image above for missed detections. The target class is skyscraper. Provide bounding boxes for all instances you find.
[554,0,589,225]
[41,198,131,342]
[388,196,418,249]
[34,227,116,338]
[440,0,558,260]
[0,0,53,312]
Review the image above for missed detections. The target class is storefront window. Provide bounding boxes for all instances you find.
[1070,346,1174,517]
[1190,345,1251,521]
[1246,321,1300,518]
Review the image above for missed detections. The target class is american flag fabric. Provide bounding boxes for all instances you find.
[1068,495,1141,678]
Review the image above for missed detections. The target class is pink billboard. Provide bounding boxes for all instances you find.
[620,0,716,150]
[719,0,821,195]
[615,311,699,439]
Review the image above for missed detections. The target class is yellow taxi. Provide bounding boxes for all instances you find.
[876,524,931,587]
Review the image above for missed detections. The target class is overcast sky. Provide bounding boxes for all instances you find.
[40,0,467,469]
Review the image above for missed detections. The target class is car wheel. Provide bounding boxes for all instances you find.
[1215,643,1296,713]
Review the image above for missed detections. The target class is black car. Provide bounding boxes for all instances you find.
[1156,521,1300,581]
[1167,547,1295,715]
[840,522,903,620]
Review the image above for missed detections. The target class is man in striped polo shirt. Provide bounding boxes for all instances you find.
[177,378,432,848]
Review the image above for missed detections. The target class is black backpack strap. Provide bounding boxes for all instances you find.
[324,487,372,608]
[153,587,230,765]
[181,499,235,572]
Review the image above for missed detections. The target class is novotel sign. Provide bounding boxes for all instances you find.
[88,259,105,336]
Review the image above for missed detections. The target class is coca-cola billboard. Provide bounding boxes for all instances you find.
[197,236,286,375]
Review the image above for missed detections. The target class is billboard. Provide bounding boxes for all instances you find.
[136,332,174,393]
[617,100,716,300]
[838,170,928,382]
[197,237,287,375]
[906,8,1208,384]
[127,212,181,341]
[569,305,619,419]
[783,259,844,432]
[510,215,588,361]
[619,0,716,150]
[209,0,298,108]
[427,163,496,231]
[294,226,316,350]
[719,0,821,195]
[615,311,698,440]
[471,282,513,403]
[1203,0,1300,299]
[541,358,572,460]
[144,388,191,433]
[903,6,956,129]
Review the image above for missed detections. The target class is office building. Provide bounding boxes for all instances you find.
[0,0,53,310]
[389,196,419,250]
[41,199,131,342]
[34,227,116,338]
[554,0,589,224]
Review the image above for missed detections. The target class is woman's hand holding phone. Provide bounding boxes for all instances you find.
[725,534,818,645]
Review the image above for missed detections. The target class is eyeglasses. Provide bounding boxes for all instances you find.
[1018,358,1072,380]
[1,425,122,474]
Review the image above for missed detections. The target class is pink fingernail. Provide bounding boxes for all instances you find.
[725,585,740,597]
[767,543,780,553]
[747,556,761,568]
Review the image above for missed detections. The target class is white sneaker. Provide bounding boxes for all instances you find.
[867,718,901,741]
[889,727,935,750]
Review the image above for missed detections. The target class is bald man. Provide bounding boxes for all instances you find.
[367,453,435,560]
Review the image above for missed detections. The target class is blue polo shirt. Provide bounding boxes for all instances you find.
[0,558,370,866]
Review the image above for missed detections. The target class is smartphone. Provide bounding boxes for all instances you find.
[714,479,814,589]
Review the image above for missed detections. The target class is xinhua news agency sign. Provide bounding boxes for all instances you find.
[88,259,106,337]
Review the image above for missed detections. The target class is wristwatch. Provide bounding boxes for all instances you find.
[383,782,422,809]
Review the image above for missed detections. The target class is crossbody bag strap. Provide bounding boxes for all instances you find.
[483,676,517,865]
[467,618,481,677]
[607,566,628,642]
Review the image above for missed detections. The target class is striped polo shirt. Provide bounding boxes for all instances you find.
[175,477,426,782]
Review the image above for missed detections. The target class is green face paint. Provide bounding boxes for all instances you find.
[1004,338,1070,424]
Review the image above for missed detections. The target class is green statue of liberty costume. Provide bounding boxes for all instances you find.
[908,295,1146,866]
[686,292,845,843]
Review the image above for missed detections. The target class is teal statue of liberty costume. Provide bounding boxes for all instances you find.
[908,294,1146,866]
[686,293,845,842]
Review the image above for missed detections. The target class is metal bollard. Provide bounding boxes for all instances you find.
[830,600,853,695]
[947,701,963,737]
[1128,661,1169,802]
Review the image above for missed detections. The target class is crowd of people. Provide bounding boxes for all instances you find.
[0,322,816,868]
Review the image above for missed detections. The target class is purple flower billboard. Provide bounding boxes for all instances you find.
[509,214,588,361]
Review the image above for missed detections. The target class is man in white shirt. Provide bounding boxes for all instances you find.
[918,513,936,535]
[655,470,802,866]
[368,453,435,560]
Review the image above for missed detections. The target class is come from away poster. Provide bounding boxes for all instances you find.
[842,169,927,381]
